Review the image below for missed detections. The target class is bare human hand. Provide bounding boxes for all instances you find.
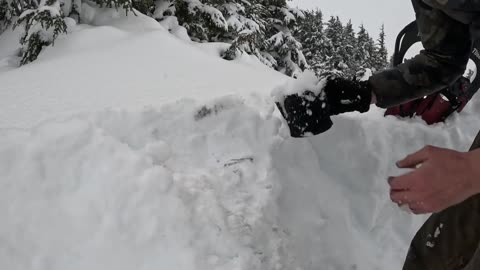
[388,145,480,214]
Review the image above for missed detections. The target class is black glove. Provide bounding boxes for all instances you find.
[324,77,372,115]
[276,91,333,138]
[276,77,372,138]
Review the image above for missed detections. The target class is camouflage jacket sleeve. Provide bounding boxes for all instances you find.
[369,0,473,108]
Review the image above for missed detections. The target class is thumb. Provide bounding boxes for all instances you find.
[397,146,433,168]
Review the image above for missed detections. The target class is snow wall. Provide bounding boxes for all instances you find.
[1,93,479,270]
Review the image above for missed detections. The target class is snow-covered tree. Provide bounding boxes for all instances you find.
[152,0,175,19]
[294,9,323,62]
[221,0,268,64]
[294,12,388,79]
[365,35,376,69]
[0,0,15,33]
[133,0,156,15]
[355,24,376,71]
[263,3,306,77]
[1,0,385,78]
[174,0,228,42]
[322,16,346,76]
[14,0,67,65]
[293,9,332,76]
[342,20,358,77]
[372,24,388,71]
[222,0,306,77]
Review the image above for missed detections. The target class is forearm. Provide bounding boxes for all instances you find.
[369,51,468,108]
[369,0,471,108]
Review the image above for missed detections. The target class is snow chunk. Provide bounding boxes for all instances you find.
[159,16,191,41]
[143,141,172,164]
[271,70,326,104]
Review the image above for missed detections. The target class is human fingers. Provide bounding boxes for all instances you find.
[390,190,415,205]
[388,169,420,191]
[396,145,435,169]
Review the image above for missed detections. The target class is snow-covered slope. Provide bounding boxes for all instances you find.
[1,10,480,270]
[0,10,287,129]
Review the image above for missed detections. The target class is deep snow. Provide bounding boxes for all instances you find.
[0,8,287,129]
[1,7,480,270]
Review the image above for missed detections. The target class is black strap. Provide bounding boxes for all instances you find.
[393,21,420,67]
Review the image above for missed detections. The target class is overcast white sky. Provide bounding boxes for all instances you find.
[290,0,416,54]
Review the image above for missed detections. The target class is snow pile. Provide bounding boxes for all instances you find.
[272,70,327,99]
[1,92,479,270]
[0,96,291,270]
[1,10,480,270]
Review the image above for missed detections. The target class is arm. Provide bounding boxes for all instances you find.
[370,0,472,108]
[275,0,472,138]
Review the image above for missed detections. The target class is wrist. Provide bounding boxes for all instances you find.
[324,78,372,115]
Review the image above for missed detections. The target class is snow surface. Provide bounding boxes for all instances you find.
[1,9,480,270]
[0,7,287,129]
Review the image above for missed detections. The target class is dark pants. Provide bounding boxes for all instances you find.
[402,131,480,270]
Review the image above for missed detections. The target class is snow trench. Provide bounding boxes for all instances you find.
[0,95,478,270]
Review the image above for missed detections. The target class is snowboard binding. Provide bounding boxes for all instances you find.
[385,21,480,124]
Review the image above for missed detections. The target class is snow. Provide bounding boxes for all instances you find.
[2,10,480,270]
[272,70,327,100]
[153,0,175,20]
[159,16,191,41]
[281,8,297,25]
[37,0,62,17]
[268,32,285,48]
[0,10,287,129]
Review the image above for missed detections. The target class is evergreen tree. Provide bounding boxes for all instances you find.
[91,0,132,10]
[1,0,386,78]
[372,24,388,71]
[294,9,329,67]
[219,0,262,40]
[342,20,358,78]
[3,0,156,65]
[224,0,306,77]
[0,0,15,33]
[355,24,377,71]
[293,9,319,61]
[323,16,345,76]
[132,0,156,16]
[14,0,68,65]
[174,0,228,42]
[365,35,376,69]
[221,0,269,64]
[263,2,306,77]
